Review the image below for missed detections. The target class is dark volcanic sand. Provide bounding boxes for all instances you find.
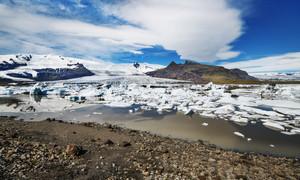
[0,116,299,179]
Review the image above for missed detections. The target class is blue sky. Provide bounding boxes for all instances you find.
[0,0,299,72]
[223,0,300,62]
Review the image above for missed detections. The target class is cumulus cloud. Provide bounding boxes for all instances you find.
[0,4,150,59]
[102,0,243,61]
[0,0,243,62]
[222,52,300,73]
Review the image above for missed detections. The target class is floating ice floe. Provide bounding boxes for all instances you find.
[234,132,245,138]
[263,121,285,131]
[290,129,300,135]
[281,131,296,135]
[105,102,132,108]
[78,86,103,97]
[2,81,300,135]
[273,107,300,116]
[202,122,208,126]
[230,116,248,124]
[0,87,13,95]
[214,104,235,115]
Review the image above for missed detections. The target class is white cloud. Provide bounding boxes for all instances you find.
[102,0,243,61]
[222,52,300,73]
[0,1,243,62]
[216,46,240,59]
[0,4,152,57]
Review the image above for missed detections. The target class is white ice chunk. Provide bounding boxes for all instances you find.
[184,109,193,115]
[233,132,245,138]
[263,121,285,131]
[290,129,300,135]
[0,87,13,95]
[106,102,132,108]
[202,122,208,126]
[273,107,300,116]
[79,86,102,97]
[230,116,248,124]
[281,131,296,135]
[214,104,235,115]
[239,105,282,117]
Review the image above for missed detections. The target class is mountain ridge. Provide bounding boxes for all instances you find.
[146,61,258,84]
[0,54,164,82]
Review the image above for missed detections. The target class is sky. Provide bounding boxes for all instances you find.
[0,0,299,73]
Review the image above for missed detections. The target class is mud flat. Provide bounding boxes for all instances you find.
[0,116,299,179]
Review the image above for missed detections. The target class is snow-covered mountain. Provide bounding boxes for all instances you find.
[251,72,300,80]
[0,54,164,82]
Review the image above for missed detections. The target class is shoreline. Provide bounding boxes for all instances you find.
[0,116,299,179]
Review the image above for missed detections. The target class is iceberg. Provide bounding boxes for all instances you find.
[263,122,285,131]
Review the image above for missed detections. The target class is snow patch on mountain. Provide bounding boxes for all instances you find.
[251,72,300,80]
[0,54,164,82]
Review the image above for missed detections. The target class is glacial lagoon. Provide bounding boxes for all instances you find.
[1,91,300,157]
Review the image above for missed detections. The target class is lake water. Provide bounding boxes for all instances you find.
[1,95,300,157]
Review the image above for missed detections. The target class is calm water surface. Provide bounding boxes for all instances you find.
[1,95,300,157]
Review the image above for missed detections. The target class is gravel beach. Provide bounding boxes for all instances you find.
[0,116,299,179]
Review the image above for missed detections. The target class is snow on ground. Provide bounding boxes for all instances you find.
[1,80,300,135]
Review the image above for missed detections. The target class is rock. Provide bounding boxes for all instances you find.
[103,139,114,146]
[121,141,131,147]
[231,94,239,98]
[184,109,194,116]
[208,158,216,162]
[65,144,85,156]
[20,154,26,160]
[236,174,248,180]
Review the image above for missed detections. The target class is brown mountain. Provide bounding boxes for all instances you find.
[146,61,258,84]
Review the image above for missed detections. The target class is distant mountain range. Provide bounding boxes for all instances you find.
[0,54,163,82]
[1,54,298,84]
[146,61,258,84]
[250,72,300,81]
